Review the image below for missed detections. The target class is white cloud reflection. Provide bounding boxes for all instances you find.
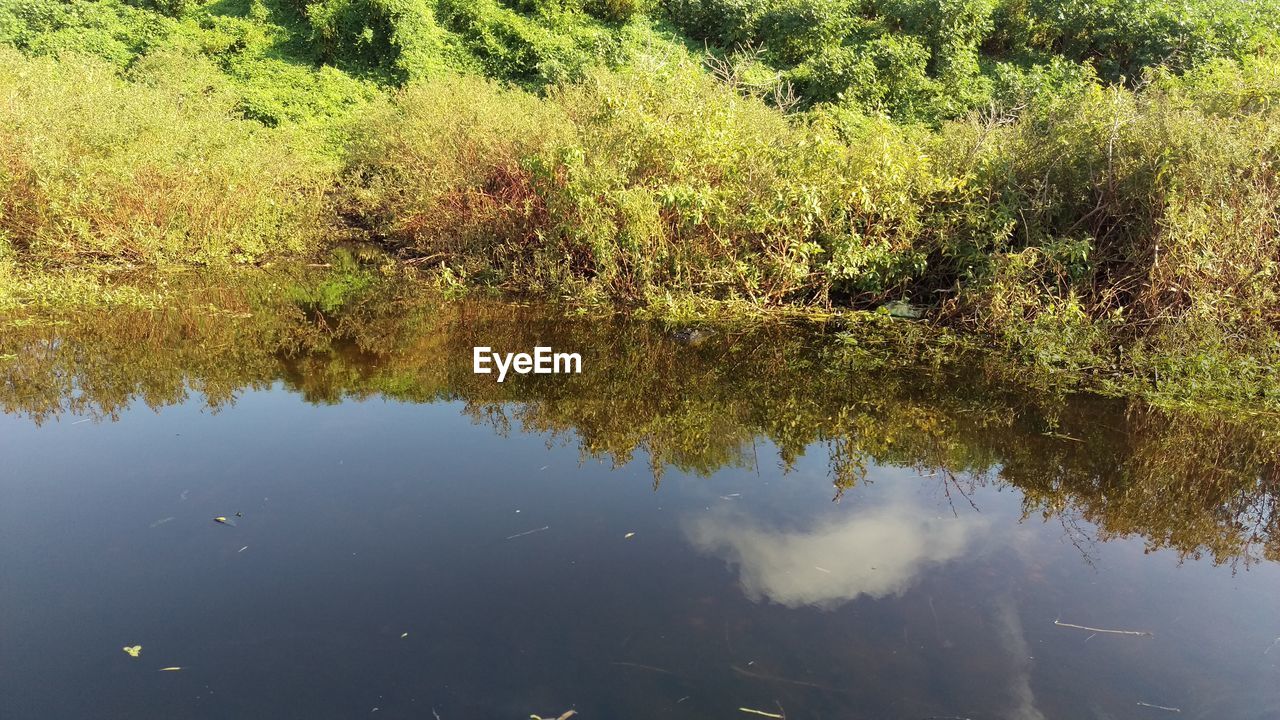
[685,494,989,609]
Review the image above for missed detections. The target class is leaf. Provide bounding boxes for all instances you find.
[122,645,142,658]
[624,532,636,539]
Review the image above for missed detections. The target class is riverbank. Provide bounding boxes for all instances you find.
[3,1,1279,408]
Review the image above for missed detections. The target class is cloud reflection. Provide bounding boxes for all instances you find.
[686,496,988,609]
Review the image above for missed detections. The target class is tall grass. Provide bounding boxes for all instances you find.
[939,55,1280,383]
[343,49,943,303]
[0,48,331,266]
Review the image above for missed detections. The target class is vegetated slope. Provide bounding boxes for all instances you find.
[1,0,1280,403]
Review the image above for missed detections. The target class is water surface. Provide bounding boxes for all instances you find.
[2,290,1278,719]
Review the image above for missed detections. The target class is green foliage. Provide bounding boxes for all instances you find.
[584,0,649,23]
[0,0,172,66]
[303,0,475,81]
[0,49,330,265]
[342,49,946,303]
[660,0,1280,121]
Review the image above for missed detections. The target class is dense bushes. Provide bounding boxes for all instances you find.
[342,51,946,303]
[660,0,1280,121]
[934,55,1280,381]
[0,49,330,265]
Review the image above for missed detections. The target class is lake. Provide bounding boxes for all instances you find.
[1,283,1278,720]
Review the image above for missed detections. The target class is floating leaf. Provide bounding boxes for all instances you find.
[159,667,182,672]
[624,532,636,539]
[122,645,142,658]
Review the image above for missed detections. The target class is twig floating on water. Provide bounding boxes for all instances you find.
[611,661,676,675]
[505,526,550,540]
[529,711,576,720]
[1054,619,1153,637]
[739,708,784,719]
[731,665,849,693]
[1137,701,1181,713]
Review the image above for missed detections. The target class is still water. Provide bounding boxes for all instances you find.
[1,289,1278,719]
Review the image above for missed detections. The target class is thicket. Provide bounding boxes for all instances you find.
[0,48,329,267]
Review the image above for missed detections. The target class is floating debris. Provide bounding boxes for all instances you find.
[610,661,675,675]
[401,632,409,639]
[1137,701,1182,713]
[1054,619,1153,637]
[149,517,175,528]
[813,566,832,574]
[122,645,142,658]
[732,665,849,693]
[739,708,784,718]
[159,667,182,672]
[505,526,550,540]
[624,532,636,539]
[528,711,576,720]
[213,516,234,526]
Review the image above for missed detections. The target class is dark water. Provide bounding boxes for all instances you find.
[1,286,1278,720]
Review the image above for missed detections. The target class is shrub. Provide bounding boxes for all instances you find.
[304,0,474,81]
[0,49,330,265]
[585,0,649,23]
[940,51,1280,376]
[342,50,946,303]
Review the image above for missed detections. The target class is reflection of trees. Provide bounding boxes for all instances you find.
[1,276,1277,564]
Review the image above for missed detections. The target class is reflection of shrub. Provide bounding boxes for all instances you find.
[0,50,328,265]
